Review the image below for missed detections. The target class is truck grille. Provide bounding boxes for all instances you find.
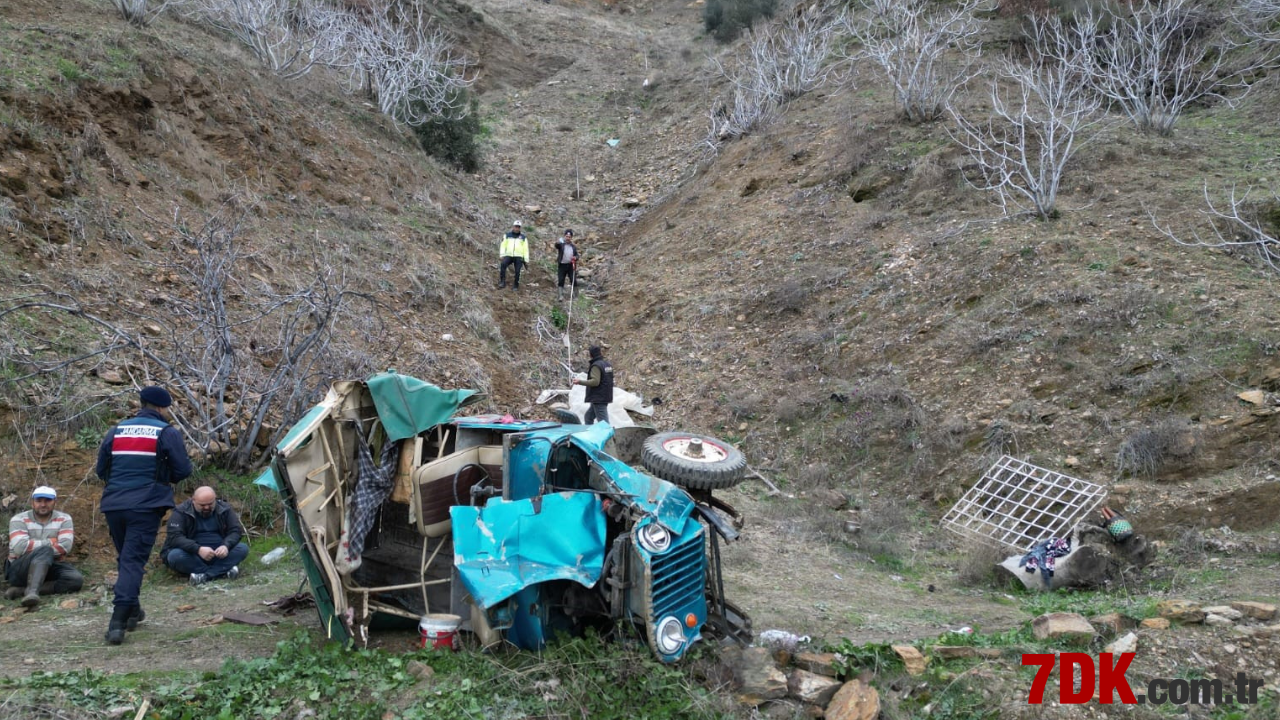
[650,529,706,620]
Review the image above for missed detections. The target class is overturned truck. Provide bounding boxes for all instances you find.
[257,372,752,661]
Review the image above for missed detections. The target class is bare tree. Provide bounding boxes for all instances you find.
[109,0,180,27]
[949,14,1104,220]
[1150,183,1280,275]
[707,6,841,145]
[840,0,987,123]
[186,0,330,79]
[1087,0,1277,136]
[1236,0,1280,42]
[335,0,474,126]
[0,201,375,471]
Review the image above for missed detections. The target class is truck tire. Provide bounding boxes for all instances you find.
[641,431,747,490]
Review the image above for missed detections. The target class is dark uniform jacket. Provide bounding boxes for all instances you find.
[95,409,193,513]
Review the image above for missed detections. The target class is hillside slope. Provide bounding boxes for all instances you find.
[0,0,1278,667]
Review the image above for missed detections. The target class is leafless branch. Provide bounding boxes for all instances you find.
[840,0,987,123]
[1149,183,1280,275]
[186,0,332,79]
[1236,0,1280,42]
[948,13,1104,220]
[1086,0,1279,136]
[707,6,841,145]
[331,0,474,126]
[107,0,180,28]
[0,199,378,471]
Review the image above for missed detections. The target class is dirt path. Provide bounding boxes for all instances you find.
[0,552,318,680]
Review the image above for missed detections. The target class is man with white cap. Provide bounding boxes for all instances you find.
[5,486,83,607]
[498,220,529,291]
[96,385,193,645]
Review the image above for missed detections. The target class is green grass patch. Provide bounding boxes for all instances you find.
[7,630,731,720]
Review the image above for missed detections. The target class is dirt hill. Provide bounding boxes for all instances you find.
[1,0,1279,698]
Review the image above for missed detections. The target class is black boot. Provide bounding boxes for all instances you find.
[4,587,22,600]
[126,605,145,631]
[21,561,49,608]
[105,604,130,645]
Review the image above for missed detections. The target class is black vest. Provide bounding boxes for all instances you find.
[585,358,614,404]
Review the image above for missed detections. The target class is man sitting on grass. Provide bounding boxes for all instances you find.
[161,486,250,585]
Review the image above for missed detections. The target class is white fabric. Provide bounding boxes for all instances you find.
[536,380,654,428]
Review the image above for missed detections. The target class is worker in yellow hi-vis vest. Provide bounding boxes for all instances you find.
[498,220,529,291]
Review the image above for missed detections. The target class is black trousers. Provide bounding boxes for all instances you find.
[5,545,84,594]
[583,402,610,425]
[104,508,165,608]
[499,257,524,286]
[557,263,575,288]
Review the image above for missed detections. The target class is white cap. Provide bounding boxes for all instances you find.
[32,486,57,499]
[512,220,522,226]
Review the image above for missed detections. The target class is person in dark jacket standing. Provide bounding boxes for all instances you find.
[95,386,193,645]
[553,229,579,301]
[161,486,249,585]
[572,345,614,425]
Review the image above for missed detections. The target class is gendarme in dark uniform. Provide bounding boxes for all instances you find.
[95,386,192,645]
[576,345,614,425]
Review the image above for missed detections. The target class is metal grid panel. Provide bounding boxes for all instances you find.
[941,456,1106,551]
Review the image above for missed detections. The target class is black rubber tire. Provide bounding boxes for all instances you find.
[641,431,747,490]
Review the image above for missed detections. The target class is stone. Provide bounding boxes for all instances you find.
[788,669,843,706]
[1237,390,1266,406]
[1203,606,1244,621]
[759,700,801,719]
[1105,632,1138,655]
[1065,455,1080,467]
[1032,612,1095,643]
[997,545,1120,591]
[97,367,125,384]
[58,599,79,610]
[1231,601,1278,621]
[1141,617,1170,630]
[975,648,1003,659]
[1089,612,1135,635]
[825,679,879,720]
[793,652,840,677]
[934,646,977,660]
[892,645,927,676]
[406,660,435,683]
[731,647,788,705]
[1206,614,1235,627]
[1157,600,1206,623]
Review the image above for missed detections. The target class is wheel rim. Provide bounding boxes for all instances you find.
[661,436,729,463]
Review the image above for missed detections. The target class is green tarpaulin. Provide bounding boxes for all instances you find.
[366,371,479,442]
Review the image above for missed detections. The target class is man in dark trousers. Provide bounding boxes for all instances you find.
[5,486,83,606]
[553,229,579,301]
[498,220,529,290]
[96,386,193,645]
[572,345,614,425]
[161,485,250,585]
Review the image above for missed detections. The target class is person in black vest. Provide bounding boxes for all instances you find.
[572,345,614,425]
[95,386,193,646]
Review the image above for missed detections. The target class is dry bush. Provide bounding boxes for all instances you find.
[956,538,1009,587]
[793,461,834,492]
[1115,418,1201,478]
[852,495,914,566]
[725,389,764,421]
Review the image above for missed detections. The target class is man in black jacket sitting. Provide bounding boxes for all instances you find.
[161,486,250,585]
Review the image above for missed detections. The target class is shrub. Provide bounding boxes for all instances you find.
[957,538,1009,587]
[408,93,482,172]
[1115,418,1200,478]
[703,0,777,43]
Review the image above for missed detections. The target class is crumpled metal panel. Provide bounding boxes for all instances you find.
[451,491,606,609]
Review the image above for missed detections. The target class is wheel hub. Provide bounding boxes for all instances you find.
[661,436,728,463]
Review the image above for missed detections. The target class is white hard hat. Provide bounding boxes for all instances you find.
[512,220,522,226]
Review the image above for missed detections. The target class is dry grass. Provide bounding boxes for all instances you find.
[955,538,1010,587]
[1115,417,1201,478]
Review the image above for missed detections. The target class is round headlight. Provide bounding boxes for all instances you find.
[637,523,672,554]
[655,616,686,655]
